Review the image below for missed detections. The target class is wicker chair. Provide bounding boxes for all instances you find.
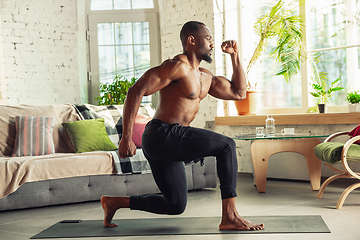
[314,131,360,209]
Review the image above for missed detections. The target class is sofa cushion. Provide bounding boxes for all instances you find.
[62,119,117,153]
[74,104,154,147]
[314,142,360,164]
[132,113,152,148]
[0,104,81,156]
[74,104,124,146]
[0,151,115,199]
[12,116,55,157]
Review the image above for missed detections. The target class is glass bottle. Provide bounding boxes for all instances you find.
[266,114,275,137]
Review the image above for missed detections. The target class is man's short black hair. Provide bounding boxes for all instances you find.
[180,21,206,47]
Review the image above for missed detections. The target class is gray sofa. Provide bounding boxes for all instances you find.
[0,104,216,211]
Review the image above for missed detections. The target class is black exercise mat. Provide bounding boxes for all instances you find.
[31,215,330,238]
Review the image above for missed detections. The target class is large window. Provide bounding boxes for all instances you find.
[249,0,303,111]
[221,0,360,115]
[87,0,160,104]
[97,22,150,83]
[308,0,360,109]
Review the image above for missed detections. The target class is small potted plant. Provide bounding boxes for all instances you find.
[308,77,344,113]
[95,74,137,106]
[346,91,360,112]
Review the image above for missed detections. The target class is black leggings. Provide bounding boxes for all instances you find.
[129,119,238,215]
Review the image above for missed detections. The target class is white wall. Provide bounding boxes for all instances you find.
[0,5,6,104]
[0,0,87,105]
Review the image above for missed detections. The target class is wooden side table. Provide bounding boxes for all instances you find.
[235,134,328,193]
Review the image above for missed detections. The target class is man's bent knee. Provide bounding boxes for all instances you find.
[167,202,186,215]
[226,137,236,149]
[220,136,236,154]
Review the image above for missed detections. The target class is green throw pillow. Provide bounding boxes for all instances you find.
[62,118,117,153]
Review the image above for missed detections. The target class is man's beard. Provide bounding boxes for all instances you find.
[202,53,212,63]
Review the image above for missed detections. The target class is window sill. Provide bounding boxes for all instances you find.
[215,112,360,126]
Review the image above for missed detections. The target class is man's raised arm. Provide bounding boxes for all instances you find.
[208,40,247,100]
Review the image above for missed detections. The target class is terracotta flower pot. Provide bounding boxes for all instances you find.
[234,90,261,115]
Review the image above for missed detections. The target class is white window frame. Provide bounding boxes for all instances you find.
[301,0,360,114]
[85,0,161,104]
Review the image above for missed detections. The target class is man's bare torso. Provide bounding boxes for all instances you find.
[152,54,212,126]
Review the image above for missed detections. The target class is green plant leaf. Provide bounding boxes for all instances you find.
[306,105,319,113]
[309,75,344,105]
[346,91,360,104]
[95,74,137,106]
[252,0,304,83]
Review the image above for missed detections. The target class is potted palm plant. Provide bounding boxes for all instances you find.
[234,0,305,115]
[308,77,344,113]
[346,91,360,112]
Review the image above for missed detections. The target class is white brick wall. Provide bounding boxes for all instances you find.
[0,10,7,104]
[0,0,86,105]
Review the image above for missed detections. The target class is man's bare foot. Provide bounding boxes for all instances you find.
[219,213,264,231]
[101,196,130,228]
[219,198,264,231]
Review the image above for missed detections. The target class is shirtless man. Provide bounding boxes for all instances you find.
[101,21,264,231]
